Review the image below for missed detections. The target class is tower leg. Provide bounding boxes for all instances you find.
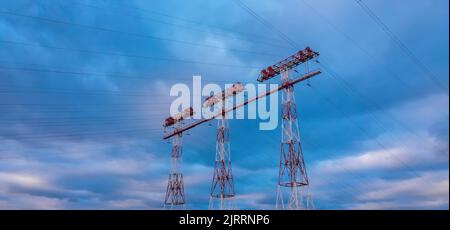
[276,70,313,210]
[164,132,186,209]
[209,117,236,210]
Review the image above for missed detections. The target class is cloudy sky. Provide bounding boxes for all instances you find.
[0,0,448,210]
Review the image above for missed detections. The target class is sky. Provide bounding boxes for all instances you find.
[0,0,448,210]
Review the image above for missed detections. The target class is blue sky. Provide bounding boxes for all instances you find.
[0,0,448,209]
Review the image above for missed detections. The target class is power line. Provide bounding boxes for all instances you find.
[232,0,425,178]
[248,0,449,159]
[0,39,278,66]
[0,117,159,127]
[298,0,411,88]
[0,64,258,82]
[232,0,299,48]
[317,60,448,156]
[0,10,279,58]
[233,0,444,153]
[0,114,167,123]
[68,0,286,45]
[309,84,421,177]
[53,0,289,49]
[354,0,448,92]
[0,127,162,140]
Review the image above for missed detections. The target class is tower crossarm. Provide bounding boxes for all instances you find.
[258,47,319,82]
[163,70,321,140]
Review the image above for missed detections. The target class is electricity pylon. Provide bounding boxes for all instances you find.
[276,69,313,210]
[163,108,193,209]
[209,99,236,210]
[164,131,185,209]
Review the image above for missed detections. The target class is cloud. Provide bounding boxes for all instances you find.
[0,194,66,210]
[313,91,449,174]
[314,138,447,174]
[389,92,449,131]
[358,171,449,201]
[0,172,51,189]
[235,192,274,210]
[350,170,449,210]
[0,0,448,210]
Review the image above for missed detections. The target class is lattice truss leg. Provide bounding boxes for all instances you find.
[209,117,236,210]
[164,132,186,209]
[276,70,314,210]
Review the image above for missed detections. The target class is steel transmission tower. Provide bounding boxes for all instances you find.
[258,47,319,210]
[276,69,313,210]
[163,108,193,209]
[164,131,186,209]
[162,48,320,209]
[209,99,236,210]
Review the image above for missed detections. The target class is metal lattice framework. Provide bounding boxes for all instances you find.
[208,93,236,210]
[276,70,313,210]
[162,47,320,209]
[258,47,319,82]
[209,117,236,210]
[164,131,186,209]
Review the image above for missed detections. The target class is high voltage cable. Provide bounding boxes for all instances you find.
[0,1,436,194]
[231,0,425,177]
[0,65,259,81]
[232,0,299,49]
[0,10,278,58]
[240,121,369,196]
[234,0,444,155]
[257,0,450,157]
[298,0,411,88]
[240,0,448,158]
[0,41,262,69]
[317,60,448,155]
[0,118,159,128]
[1,127,163,140]
[309,85,421,177]
[64,0,285,45]
[354,0,448,92]
[0,114,169,123]
[52,0,288,49]
[0,39,280,59]
[0,58,256,83]
[0,119,167,127]
[232,0,386,198]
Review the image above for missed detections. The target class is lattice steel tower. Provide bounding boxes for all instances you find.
[258,47,319,210]
[209,99,236,210]
[164,131,185,209]
[276,69,313,210]
[163,108,193,209]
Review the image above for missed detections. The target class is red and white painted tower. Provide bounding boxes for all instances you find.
[164,131,185,209]
[205,84,244,210]
[209,115,236,210]
[276,69,311,210]
[163,108,194,209]
[258,47,319,210]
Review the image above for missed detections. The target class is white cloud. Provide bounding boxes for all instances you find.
[313,91,449,175]
[358,171,449,202]
[314,138,447,174]
[0,194,66,210]
[235,192,274,210]
[0,172,51,189]
[349,170,449,210]
[316,147,408,173]
[389,92,449,130]
[349,199,449,210]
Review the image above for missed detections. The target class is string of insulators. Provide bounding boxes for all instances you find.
[258,47,319,82]
[203,83,245,108]
[163,107,195,127]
